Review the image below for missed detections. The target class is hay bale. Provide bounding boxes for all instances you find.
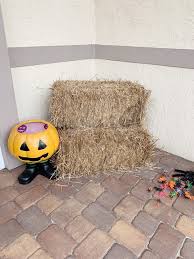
[50,80,150,128]
[54,126,155,177]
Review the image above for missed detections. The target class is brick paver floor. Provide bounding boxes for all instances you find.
[0,149,194,259]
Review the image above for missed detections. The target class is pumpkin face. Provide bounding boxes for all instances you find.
[8,120,59,163]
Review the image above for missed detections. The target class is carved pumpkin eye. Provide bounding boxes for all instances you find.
[20,142,29,151]
[38,140,47,150]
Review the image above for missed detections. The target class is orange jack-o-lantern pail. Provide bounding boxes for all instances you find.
[8,120,59,163]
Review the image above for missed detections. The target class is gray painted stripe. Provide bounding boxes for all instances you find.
[95,45,194,69]
[9,44,194,69]
[9,45,95,67]
[0,5,21,169]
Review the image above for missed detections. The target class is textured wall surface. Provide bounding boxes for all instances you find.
[0,147,5,170]
[0,0,95,47]
[96,0,194,48]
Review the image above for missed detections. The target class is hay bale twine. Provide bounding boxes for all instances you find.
[50,80,150,129]
[54,126,155,177]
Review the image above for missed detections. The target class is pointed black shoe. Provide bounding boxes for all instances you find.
[18,163,39,185]
[39,161,57,180]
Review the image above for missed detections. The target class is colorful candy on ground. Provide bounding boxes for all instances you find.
[155,173,194,200]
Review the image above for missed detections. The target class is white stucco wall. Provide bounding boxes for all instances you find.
[0,0,95,47]
[0,147,5,170]
[95,0,194,49]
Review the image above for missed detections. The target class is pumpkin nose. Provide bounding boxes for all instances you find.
[18,125,27,133]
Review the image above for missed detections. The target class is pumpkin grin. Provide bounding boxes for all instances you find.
[19,153,48,162]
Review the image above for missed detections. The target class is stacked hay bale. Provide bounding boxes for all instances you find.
[49,80,155,177]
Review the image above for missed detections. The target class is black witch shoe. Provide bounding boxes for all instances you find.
[18,163,39,185]
[39,160,57,180]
